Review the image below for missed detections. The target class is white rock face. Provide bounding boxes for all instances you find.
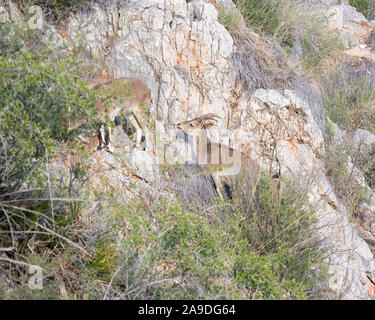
[68,0,234,126]
[327,4,371,47]
[64,0,375,298]
[299,1,372,48]
[8,1,23,24]
[351,129,375,153]
[241,90,375,299]
[0,5,10,23]
[123,150,160,183]
[1,1,63,47]
[307,0,349,5]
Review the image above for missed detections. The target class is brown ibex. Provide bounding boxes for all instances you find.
[69,78,152,153]
[176,113,258,198]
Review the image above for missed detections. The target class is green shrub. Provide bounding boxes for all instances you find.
[80,171,327,300]
[0,21,98,193]
[324,143,369,218]
[218,8,243,32]
[323,76,375,132]
[300,22,343,72]
[234,0,343,74]
[86,198,236,299]
[234,0,282,35]
[323,82,351,128]
[19,0,89,20]
[350,0,375,20]
[228,172,327,298]
[0,20,99,298]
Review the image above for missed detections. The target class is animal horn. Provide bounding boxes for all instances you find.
[194,113,222,122]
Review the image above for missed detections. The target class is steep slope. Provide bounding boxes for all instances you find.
[1,0,374,299]
[63,0,375,298]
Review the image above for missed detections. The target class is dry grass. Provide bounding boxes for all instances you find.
[319,54,375,134]
[231,30,294,94]
[165,164,219,212]
[218,7,243,33]
[323,142,370,219]
[231,30,327,134]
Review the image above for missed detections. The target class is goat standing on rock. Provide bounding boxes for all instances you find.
[69,78,152,153]
[176,113,258,198]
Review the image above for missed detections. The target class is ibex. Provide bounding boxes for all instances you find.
[176,113,258,198]
[69,78,152,153]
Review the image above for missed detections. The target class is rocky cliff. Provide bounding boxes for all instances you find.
[1,0,375,299]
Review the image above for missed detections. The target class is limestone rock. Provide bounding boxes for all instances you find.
[298,1,372,48]
[326,4,371,47]
[351,129,375,155]
[357,204,375,263]
[123,150,160,183]
[8,1,22,24]
[1,1,63,47]
[0,5,9,23]
[65,0,375,299]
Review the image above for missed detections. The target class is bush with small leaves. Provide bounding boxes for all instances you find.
[80,171,327,300]
[350,0,375,21]
[323,76,375,133]
[234,0,343,75]
[0,21,98,193]
[19,0,89,21]
[324,143,369,218]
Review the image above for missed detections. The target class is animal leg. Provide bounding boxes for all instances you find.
[128,114,143,150]
[105,126,114,153]
[77,134,90,145]
[97,124,106,150]
[143,127,153,152]
[212,171,223,199]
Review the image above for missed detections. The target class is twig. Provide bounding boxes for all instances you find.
[0,188,43,198]
[3,207,15,249]
[0,204,54,222]
[0,256,34,267]
[124,277,182,296]
[5,210,88,255]
[103,266,122,300]
[0,197,85,204]
[46,148,55,230]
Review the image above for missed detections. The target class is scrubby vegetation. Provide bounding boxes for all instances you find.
[231,0,373,136]
[228,172,327,299]
[322,72,375,224]
[350,0,375,21]
[233,0,343,74]
[359,143,375,189]
[323,74,375,133]
[233,0,283,35]
[0,19,98,298]
[5,0,375,300]
[0,24,99,194]
[1,168,327,299]
[0,16,328,299]
[217,7,243,33]
[324,143,369,218]
[17,0,89,20]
